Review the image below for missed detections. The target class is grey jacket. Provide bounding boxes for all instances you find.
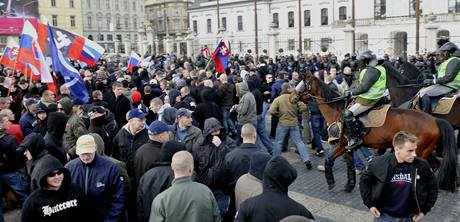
[235,82,257,126]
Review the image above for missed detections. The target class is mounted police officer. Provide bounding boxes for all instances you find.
[419,42,460,113]
[343,50,387,149]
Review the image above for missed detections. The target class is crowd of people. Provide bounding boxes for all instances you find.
[0,37,456,222]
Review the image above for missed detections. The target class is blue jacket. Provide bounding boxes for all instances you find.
[271,79,287,100]
[19,111,35,136]
[65,154,125,222]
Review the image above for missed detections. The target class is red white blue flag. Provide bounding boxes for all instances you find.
[128,51,142,73]
[17,20,53,82]
[211,38,230,73]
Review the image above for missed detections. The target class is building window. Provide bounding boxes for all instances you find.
[124,0,128,9]
[88,16,92,28]
[96,0,100,9]
[69,0,74,8]
[339,6,347,20]
[115,0,119,10]
[51,0,56,7]
[288,11,294,28]
[132,1,136,10]
[237,16,243,31]
[321,8,328,25]
[88,35,93,40]
[106,0,110,9]
[124,18,129,28]
[133,18,137,29]
[52,15,58,26]
[207,18,212,33]
[304,38,312,51]
[116,34,122,41]
[409,0,423,17]
[320,38,332,52]
[70,16,76,27]
[222,17,227,30]
[449,0,460,13]
[87,0,91,9]
[134,34,138,41]
[304,10,311,27]
[374,0,386,18]
[107,17,111,29]
[98,34,104,41]
[107,34,113,41]
[273,13,279,28]
[193,20,197,33]
[116,17,121,29]
[288,39,295,51]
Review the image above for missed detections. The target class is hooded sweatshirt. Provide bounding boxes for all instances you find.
[44,112,68,164]
[235,82,257,125]
[21,155,93,222]
[20,133,53,191]
[235,156,314,222]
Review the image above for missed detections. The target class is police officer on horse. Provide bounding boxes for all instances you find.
[419,42,460,113]
[344,50,387,150]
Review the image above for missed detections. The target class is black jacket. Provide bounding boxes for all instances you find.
[359,153,438,215]
[224,143,259,190]
[192,91,222,130]
[0,133,24,174]
[44,112,68,164]
[192,118,234,191]
[235,156,314,222]
[247,80,264,115]
[136,141,186,222]
[112,95,131,128]
[21,154,94,222]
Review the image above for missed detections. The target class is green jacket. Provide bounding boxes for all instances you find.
[150,176,220,222]
[269,93,307,127]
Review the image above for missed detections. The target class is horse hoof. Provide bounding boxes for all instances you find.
[328,184,335,190]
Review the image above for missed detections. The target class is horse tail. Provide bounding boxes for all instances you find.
[435,118,458,192]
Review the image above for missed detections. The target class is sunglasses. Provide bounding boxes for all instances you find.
[47,170,63,177]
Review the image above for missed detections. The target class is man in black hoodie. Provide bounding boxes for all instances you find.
[136,141,186,222]
[44,112,68,164]
[235,156,314,222]
[21,154,93,222]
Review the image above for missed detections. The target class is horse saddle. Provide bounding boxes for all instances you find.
[358,104,392,128]
[432,93,458,115]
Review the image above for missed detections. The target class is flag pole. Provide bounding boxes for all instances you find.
[204,57,213,71]
[6,54,18,97]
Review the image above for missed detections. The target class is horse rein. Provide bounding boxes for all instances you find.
[301,78,347,104]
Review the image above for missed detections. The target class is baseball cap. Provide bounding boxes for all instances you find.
[25,98,39,106]
[148,120,174,135]
[76,135,97,155]
[128,108,147,120]
[176,108,192,118]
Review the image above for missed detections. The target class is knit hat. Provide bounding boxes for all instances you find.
[131,91,142,104]
[76,135,97,155]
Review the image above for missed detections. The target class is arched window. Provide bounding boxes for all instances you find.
[321,8,328,25]
[339,6,347,20]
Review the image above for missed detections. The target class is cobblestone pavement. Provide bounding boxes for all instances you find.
[282,150,460,222]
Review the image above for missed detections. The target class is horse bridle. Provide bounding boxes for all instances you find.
[301,76,347,104]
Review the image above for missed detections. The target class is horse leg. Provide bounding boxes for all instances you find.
[325,139,348,190]
[344,151,356,193]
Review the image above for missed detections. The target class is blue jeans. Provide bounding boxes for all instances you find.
[256,115,274,153]
[310,114,325,152]
[0,171,30,222]
[373,213,412,222]
[221,106,235,135]
[213,190,230,219]
[274,125,310,162]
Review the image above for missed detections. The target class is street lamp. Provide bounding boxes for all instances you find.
[22,0,38,24]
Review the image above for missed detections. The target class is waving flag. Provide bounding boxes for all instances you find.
[35,23,105,67]
[128,51,142,72]
[48,24,88,104]
[211,38,230,73]
[0,44,19,69]
[17,20,53,82]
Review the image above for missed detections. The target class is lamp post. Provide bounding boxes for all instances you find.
[254,0,258,63]
[22,0,39,24]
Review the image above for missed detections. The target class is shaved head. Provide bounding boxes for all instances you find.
[171,151,194,177]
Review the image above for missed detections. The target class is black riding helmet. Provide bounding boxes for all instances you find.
[357,50,378,67]
[436,42,458,55]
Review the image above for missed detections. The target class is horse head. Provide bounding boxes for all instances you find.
[297,70,323,103]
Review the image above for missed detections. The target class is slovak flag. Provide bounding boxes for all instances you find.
[0,44,19,69]
[17,20,53,83]
[128,51,142,73]
[211,38,230,73]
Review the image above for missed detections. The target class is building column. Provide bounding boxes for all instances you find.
[175,33,182,54]
[138,29,146,55]
[125,41,131,53]
[165,35,173,54]
[154,37,159,54]
[344,25,354,55]
[186,30,194,58]
[267,23,279,59]
[114,40,120,54]
[425,14,439,53]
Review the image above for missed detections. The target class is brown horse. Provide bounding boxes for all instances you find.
[297,71,458,192]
